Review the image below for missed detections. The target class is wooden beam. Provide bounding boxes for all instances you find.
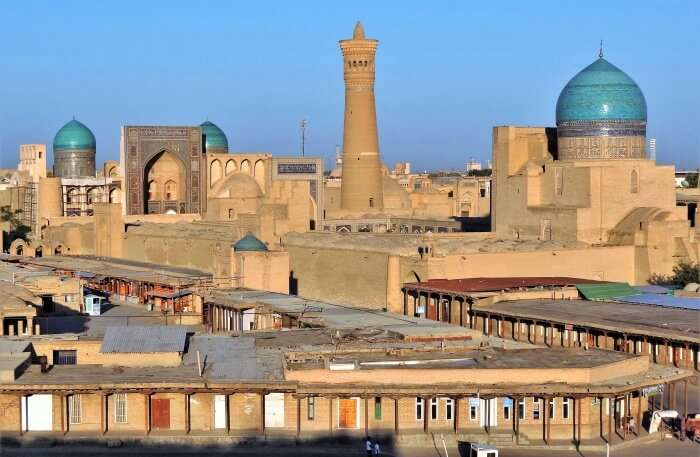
[259,392,265,436]
[296,395,301,439]
[364,397,369,437]
[18,395,23,436]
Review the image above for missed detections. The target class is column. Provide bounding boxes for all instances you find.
[543,397,549,444]
[18,395,23,435]
[513,397,518,442]
[608,397,614,445]
[664,340,669,365]
[453,397,460,433]
[328,397,334,436]
[683,380,688,417]
[225,393,231,434]
[185,393,191,434]
[516,319,521,342]
[145,393,151,435]
[296,396,301,439]
[636,392,642,438]
[65,393,70,434]
[403,290,408,316]
[364,397,369,437]
[394,398,400,436]
[101,393,108,434]
[423,397,431,434]
[259,392,266,435]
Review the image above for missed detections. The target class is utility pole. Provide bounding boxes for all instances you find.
[300,119,307,157]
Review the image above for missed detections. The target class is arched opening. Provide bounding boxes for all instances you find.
[108,166,118,177]
[210,159,223,187]
[240,159,251,174]
[109,188,121,204]
[309,196,317,231]
[15,244,23,256]
[144,150,186,214]
[225,159,237,175]
[66,188,78,205]
[631,170,639,194]
[459,194,473,217]
[54,245,64,255]
[253,159,265,188]
[164,180,177,201]
[87,187,102,205]
[35,246,43,258]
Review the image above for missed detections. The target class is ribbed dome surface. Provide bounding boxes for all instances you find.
[53,119,96,151]
[233,234,268,252]
[201,121,229,151]
[556,58,647,123]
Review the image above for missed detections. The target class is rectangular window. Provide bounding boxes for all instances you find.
[430,398,438,421]
[518,398,526,420]
[69,394,81,424]
[374,397,382,420]
[549,398,556,419]
[503,401,511,421]
[114,393,128,424]
[533,398,541,421]
[562,398,571,420]
[445,398,454,421]
[53,350,77,365]
[469,399,478,421]
[415,398,424,421]
[307,396,315,420]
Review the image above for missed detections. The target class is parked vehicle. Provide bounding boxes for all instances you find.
[685,413,700,442]
[469,443,498,457]
[649,410,679,434]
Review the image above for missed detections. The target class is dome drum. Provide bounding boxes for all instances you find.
[52,119,97,178]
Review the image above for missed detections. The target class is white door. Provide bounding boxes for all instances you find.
[214,394,226,429]
[265,393,285,428]
[242,309,255,331]
[479,398,497,427]
[22,394,53,431]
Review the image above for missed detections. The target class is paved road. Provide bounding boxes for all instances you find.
[1,439,697,457]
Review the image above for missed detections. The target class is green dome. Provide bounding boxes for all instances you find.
[53,119,96,151]
[200,121,229,151]
[556,58,647,123]
[233,234,268,252]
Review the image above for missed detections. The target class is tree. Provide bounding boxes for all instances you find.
[682,170,698,188]
[0,205,30,247]
[671,260,700,286]
[467,168,492,177]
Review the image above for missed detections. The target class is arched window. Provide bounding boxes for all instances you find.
[147,180,158,201]
[87,187,101,205]
[66,188,78,205]
[225,159,237,175]
[631,170,639,194]
[164,180,177,201]
[241,159,251,174]
[109,188,121,204]
[210,159,223,187]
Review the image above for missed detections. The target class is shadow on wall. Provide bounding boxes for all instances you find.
[545,127,559,160]
[453,216,491,232]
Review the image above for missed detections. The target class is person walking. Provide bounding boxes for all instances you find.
[373,439,381,456]
[365,436,373,457]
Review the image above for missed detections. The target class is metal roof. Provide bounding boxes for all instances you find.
[612,293,700,311]
[100,326,188,353]
[576,283,638,300]
[404,277,604,294]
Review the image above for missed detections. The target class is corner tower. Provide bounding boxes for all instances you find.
[339,21,383,212]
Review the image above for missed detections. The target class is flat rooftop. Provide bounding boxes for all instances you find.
[17,255,212,286]
[205,290,478,341]
[481,299,700,343]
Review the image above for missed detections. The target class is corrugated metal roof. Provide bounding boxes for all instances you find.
[576,283,639,300]
[612,293,700,311]
[100,326,188,353]
[634,285,672,295]
[404,277,604,293]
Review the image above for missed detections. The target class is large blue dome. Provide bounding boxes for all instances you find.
[53,119,96,151]
[556,58,647,123]
[200,121,229,152]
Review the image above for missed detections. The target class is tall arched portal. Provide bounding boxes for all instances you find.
[143,150,186,214]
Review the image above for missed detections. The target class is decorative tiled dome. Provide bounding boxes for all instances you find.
[233,233,268,252]
[53,119,96,151]
[200,121,229,152]
[556,58,647,123]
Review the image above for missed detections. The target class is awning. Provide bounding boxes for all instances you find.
[576,283,639,300]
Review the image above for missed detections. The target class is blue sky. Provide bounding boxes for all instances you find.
[0,0,698,171]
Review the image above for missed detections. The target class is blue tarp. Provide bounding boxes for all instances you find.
[611,293,700,311]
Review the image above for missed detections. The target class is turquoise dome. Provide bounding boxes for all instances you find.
[200,121,229,151]
[233,234,268,252]
[53,119,96,151]
[556,58,647,123]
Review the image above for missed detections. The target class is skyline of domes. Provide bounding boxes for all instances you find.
[556,57,647,124]
[200,120,229,152]
[53,119,96,151]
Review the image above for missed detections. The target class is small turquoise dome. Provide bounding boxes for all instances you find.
[200,121,229,151]
[53,119,96,151]
[556,58,647,123]
[233,234,268,252]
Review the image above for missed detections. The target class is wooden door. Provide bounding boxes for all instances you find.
[151,398,170,429]
[338,398,357,428]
